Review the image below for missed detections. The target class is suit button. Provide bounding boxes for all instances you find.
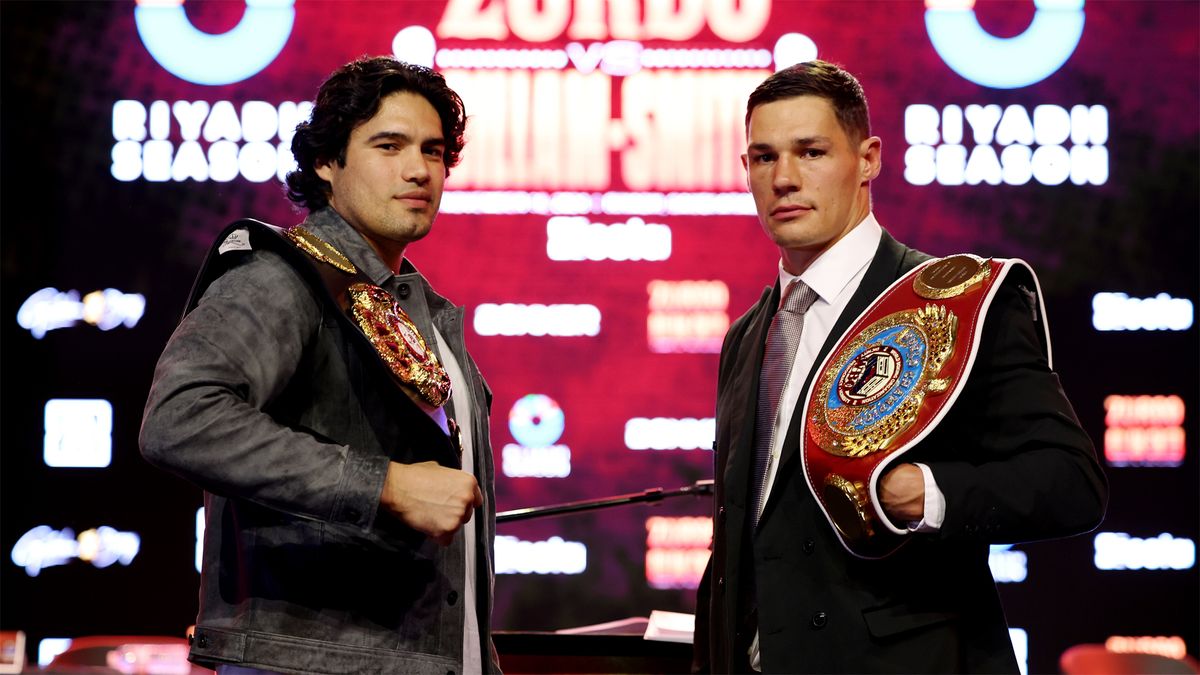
[803,538,815,555]
[447,590,459,606]
[717,576,725,587]
[718,507,726,519]
[398,283,411,299]
[811,612,827,629]
[197,634,210,648]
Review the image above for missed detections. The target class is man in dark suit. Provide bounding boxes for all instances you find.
[693,61,1108,673]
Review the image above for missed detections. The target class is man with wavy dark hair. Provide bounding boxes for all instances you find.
[141,56,500,674]
[286,56,467,211]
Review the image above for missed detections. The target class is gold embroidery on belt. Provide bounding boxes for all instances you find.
[812,304,957,458]
[349,283,452,407]
[285,225,357,274]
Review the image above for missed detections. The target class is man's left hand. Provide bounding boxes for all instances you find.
[879,463,925,522]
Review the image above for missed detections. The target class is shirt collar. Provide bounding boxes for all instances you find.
[301,207,398,287]
[777,213,882,307]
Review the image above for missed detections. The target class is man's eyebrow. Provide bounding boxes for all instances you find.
[747,135,831,149]
[791,135,831,145]
[365,131,410,144]
[364,131,446,145]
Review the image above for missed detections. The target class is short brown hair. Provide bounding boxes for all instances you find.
[746,60,871,143]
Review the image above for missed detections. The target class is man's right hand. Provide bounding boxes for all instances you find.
[380,461,483,546]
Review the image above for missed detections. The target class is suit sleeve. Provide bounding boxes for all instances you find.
[139,250,389,531]
[692,309,756,674]
[923,283,1108,543]
[692,555,713,674]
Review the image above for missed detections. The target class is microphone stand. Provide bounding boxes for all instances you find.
[496,479,714,524]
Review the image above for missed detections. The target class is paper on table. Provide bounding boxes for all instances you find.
[643,610,695,644]
[556,616,649,635]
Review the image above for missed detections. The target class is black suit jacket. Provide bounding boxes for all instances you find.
[694,230,1108,674]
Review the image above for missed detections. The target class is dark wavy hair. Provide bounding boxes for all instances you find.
[286,56,467,211]
[746,60,871,144]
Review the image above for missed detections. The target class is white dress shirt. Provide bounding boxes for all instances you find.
[432,326,483,675]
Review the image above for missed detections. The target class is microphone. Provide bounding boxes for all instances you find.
[497,479,715,524]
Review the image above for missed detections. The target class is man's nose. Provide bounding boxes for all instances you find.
[772,155,798,194]
[402,148,431,185]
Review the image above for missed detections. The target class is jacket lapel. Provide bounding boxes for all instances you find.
[723,285,778,514]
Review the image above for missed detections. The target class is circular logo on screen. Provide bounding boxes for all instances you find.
[924,0,1086,89]
[508,394,565,448]
[134,0,296,86]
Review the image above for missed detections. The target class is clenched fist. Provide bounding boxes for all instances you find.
[380,461,483,546]
[879,462,925,523]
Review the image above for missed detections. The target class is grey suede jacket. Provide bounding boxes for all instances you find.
[140,208,498,674]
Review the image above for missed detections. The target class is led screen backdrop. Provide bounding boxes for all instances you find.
[2,1,1197,672]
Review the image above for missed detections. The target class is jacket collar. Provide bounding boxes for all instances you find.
[302,207,456,316]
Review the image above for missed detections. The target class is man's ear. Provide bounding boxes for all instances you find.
[741,153,750,190]
[315,158,335,184]
[860,136,882,183]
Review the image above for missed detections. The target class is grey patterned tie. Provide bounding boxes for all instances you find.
[751,279,819,525]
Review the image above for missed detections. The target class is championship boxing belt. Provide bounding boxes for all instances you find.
[800,254,1052,559]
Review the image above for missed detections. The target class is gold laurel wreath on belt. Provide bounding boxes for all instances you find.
[284,226,452,408]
